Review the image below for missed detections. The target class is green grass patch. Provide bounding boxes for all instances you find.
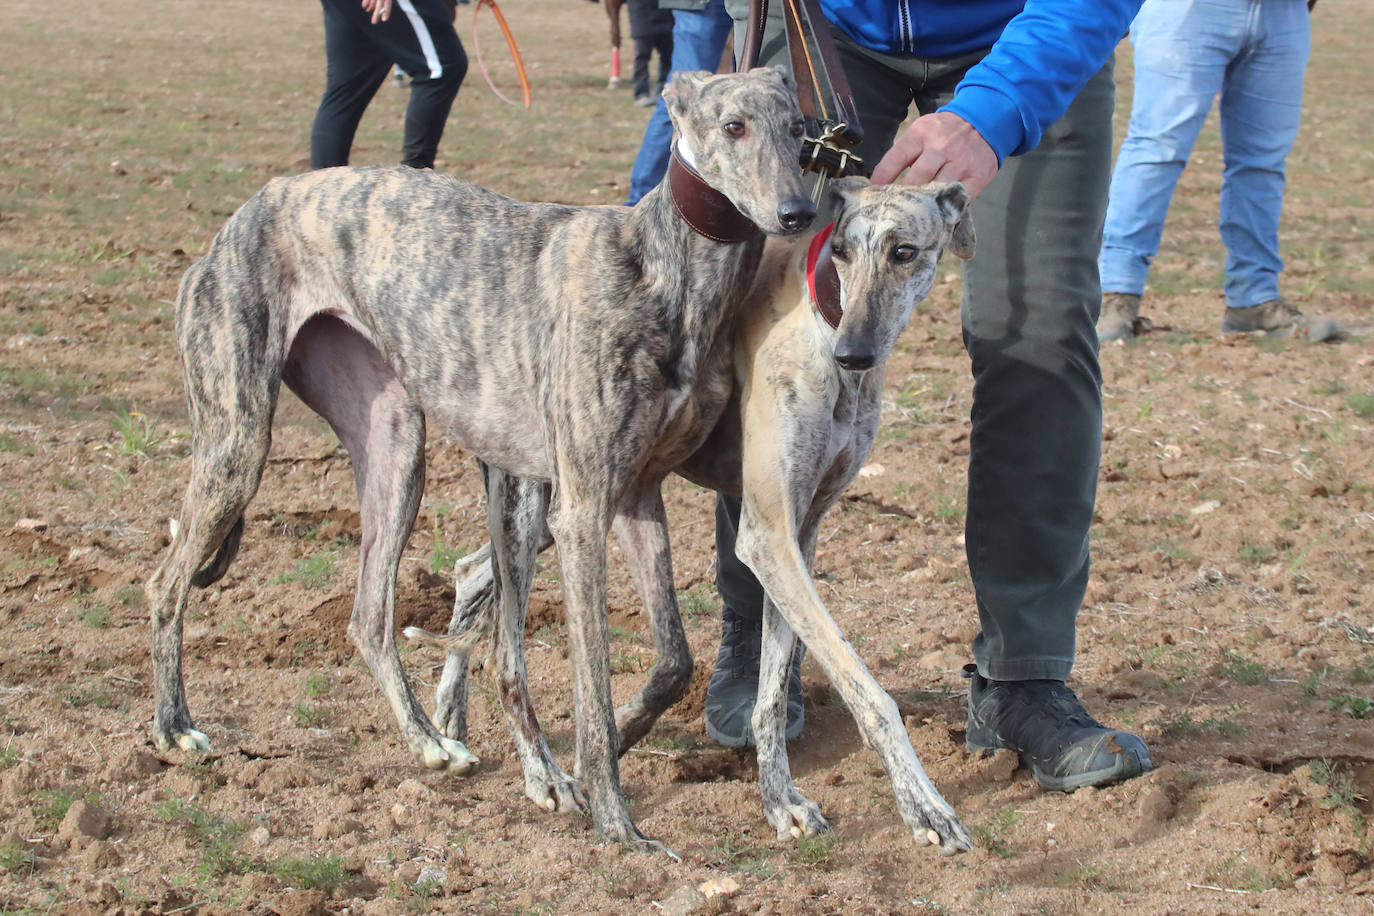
[271,854,354,892]
[271,547,340,589]
[1217,650,1268,686]
[110,407,185,457]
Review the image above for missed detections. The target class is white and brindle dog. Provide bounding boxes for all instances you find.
[410,177,978,852]
[146,67,816,853]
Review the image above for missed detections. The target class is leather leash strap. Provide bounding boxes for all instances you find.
[740,0,863,182]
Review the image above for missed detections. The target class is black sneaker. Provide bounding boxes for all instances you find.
[964,664,1151,792]
[704,607,804,748]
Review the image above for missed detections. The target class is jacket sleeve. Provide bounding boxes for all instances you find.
[939,0,1143,163]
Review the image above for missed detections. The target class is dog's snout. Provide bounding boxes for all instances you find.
[834,344,876,372]
[777,199,816,233]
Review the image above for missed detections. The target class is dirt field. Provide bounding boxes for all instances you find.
[1,1,1372,913]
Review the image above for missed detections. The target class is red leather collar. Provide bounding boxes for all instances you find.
[806,222,841,329]
[667,146,760,244]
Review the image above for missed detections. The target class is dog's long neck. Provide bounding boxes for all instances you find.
[621,160,765,392]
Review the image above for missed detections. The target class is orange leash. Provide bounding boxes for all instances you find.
[472,0,532,108]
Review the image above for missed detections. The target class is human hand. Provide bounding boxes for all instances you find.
[361,0,393,24]
[869,111,999,201]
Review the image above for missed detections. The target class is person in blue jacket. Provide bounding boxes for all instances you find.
[706,0,1154,793]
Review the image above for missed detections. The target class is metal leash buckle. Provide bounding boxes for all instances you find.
[801,121,863,202]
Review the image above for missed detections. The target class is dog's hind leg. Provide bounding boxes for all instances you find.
[431,538,494,743]
[148,282,278,753]
[284,316,478,774]
[149,447,268,752]
[610,484,694,754]
[481,464,587,812]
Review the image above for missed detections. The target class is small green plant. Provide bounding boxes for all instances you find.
[157,795,251,879]
[710,835,777,878]
[113,585,147,610]
[789,831,838,867]
[63,680,116,708]
[1345,392,1374,419]
[1161,710,1245,738]
[676,584,715,620]
[271,547,340,589]
[1299,668,1326,699]
[110,408,184,457]
[408,877,444,912]
[0,840,36,875]
[272,854,353,892]
[1329,694,1372,720]
[34,787,88,828]
[77,602,112,629]
[293,700,331,729]
[428,517,461,575]
[1218,650,1268,686]
[303,670,335,699]
[972,808,1021,858]
[1352,662,1373,685]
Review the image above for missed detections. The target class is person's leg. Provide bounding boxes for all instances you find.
[310,0,392,169]
[625,0,734,204]
[631,35,654,100]
[654,31,675,96]
[1098,0,1239,300]
[936,56,1150,790]
[378,0,467,168]
[1216,0,1309,309]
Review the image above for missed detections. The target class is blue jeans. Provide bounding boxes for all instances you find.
[1099,0,1310,309]
[624,0,734,205]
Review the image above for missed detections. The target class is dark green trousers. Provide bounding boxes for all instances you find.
[715,3,1114,681]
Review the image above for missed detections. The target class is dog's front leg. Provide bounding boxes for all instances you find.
[610,483,694,753]
[549,489,674,856]
[755,596,829,838]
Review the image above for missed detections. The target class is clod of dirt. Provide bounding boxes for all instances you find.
[58,799,113,842]
[659,884,710,915]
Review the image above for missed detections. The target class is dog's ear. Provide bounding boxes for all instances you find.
[933,182,976,260]
[828,175,870,213]
[663,70,713,117]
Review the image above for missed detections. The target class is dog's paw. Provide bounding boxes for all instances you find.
[525,772,586,814]
[764,791,829,840]
[153,728,211,754]
[418,736,480,775]
[911,805,971,855]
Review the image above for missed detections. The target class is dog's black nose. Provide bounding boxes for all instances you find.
[778,200,816,232]
[834,346,875,372]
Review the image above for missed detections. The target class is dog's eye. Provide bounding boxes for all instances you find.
[830,242,848,261]
[722,121,746,138]
[891,245,918,263]
[790,121,805,138]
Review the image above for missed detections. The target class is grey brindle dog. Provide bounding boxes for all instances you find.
[410,178,978,852]
[145,67,814,853]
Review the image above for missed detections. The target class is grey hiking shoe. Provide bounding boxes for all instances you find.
[1097,292,1144,343]
[704,607,804,748]
[1221,298,1340,342]
[964,664,1152,792]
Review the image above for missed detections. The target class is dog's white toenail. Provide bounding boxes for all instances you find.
[926,829,941,846]
[544,798,557,811]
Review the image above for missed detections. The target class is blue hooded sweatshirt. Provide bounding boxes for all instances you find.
[817,0,1143,163]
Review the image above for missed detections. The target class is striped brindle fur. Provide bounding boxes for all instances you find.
[146,67,814,854]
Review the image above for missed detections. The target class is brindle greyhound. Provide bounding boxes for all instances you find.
[409,178,977,852]
[145,67,814,853]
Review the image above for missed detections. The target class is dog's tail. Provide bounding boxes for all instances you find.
[403,542,496,655]
[188,515,245,589]
[403,617,491,655]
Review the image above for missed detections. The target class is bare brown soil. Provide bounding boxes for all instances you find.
[1,1,1371,913]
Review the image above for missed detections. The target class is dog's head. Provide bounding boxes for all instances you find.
[663,67,815,236]
[824,177,976,372]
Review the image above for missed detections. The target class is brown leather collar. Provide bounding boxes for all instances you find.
[806,221,841,329]
[667,145,760,244]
